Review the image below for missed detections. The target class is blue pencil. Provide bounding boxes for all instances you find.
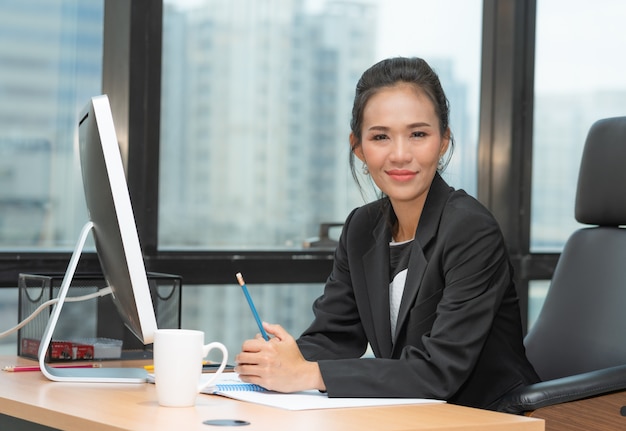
[236,272,269,341]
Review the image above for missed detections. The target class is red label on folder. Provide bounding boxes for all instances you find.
[21,338,94,361]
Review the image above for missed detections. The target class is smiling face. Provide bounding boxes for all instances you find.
[351,83,450,211]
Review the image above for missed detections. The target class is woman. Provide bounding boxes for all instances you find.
[235,57,539,411]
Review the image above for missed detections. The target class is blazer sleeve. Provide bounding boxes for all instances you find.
[297,207,370,360]
[300,197,516,401]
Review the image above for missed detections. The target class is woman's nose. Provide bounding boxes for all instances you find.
[389,138,412,162]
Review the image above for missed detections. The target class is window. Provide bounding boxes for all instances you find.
[0,1,103,250]
[159,0,482,249]
[531,0,626,252]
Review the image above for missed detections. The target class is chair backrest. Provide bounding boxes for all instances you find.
[524,116,626,381]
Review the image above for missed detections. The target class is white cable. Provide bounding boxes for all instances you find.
[0,287,113,339]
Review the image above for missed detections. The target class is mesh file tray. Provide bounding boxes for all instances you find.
[18,272,181,361]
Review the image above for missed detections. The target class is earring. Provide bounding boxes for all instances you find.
[361,162,369,175]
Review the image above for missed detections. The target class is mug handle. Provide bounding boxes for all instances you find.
[197,342,228,392]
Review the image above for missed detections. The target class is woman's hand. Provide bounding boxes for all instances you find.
[234,322,326,393]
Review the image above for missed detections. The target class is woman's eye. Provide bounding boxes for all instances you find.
[411,131,427,138]
[372,134,388,141]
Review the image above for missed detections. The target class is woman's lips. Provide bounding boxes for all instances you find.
[386,169,416,182]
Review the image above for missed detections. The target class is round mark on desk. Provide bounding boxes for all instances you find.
[203,419,250,427]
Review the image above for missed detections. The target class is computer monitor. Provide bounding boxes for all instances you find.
[37,94,158,383]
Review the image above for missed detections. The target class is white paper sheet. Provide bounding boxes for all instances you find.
[202,373,445,411]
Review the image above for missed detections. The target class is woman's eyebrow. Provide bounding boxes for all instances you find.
[407,122,431,128]
[366,125,389,132]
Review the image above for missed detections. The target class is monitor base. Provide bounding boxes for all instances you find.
[37,222,148,383]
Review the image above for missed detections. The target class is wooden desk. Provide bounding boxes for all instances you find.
[0,356,543,431]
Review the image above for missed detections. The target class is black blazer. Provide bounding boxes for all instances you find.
[296,174,539,410]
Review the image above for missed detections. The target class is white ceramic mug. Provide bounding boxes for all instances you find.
[153,329,228,407]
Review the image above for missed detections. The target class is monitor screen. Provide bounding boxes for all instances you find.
[78,94,157,345]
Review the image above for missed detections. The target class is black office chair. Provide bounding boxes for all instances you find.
[498,116,626,430]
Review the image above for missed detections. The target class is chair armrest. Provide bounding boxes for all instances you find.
[498,364,626,414]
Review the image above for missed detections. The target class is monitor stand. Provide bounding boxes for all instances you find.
[38,221,148,383]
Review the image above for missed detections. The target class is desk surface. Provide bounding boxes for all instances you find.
[0,355,543,431]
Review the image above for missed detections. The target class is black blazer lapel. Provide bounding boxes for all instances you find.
[392,175,451,351]
[362,215,393,358]
[393,246,427,349]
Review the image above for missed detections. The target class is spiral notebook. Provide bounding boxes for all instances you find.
[201,374,266,394]
[145,372,263,390]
